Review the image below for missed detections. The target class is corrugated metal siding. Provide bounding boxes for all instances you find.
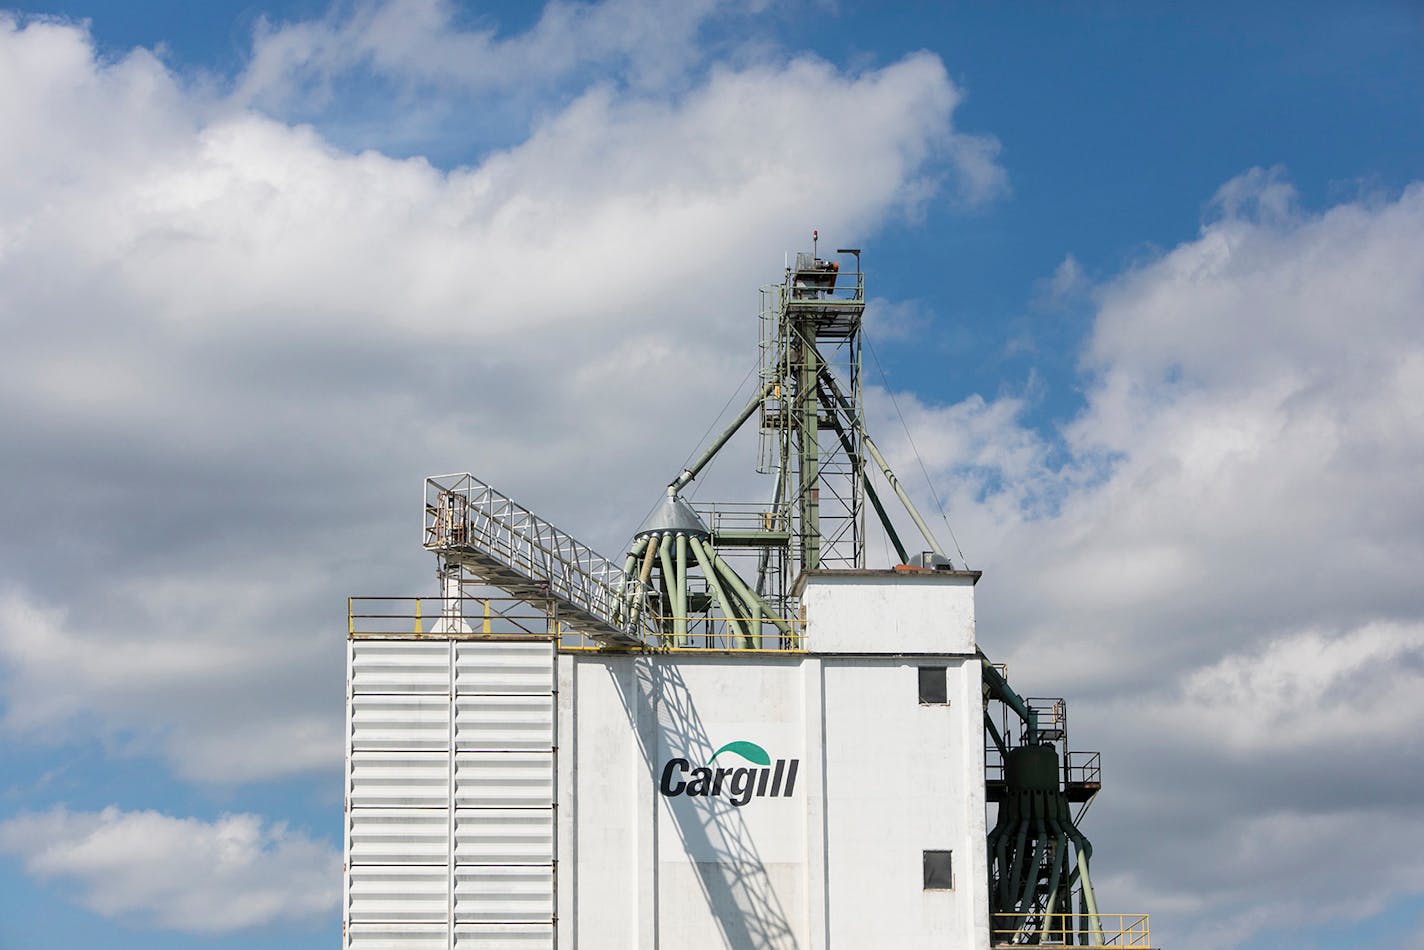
[452,924,556,949]
[354,695,452,750]
[352,641,453,694]
[452,866,556,922]
[348,808,450,865]
[454,695,553,750]
[346,923,449,949]
[346,637,556,950]
[348,866,449,922]
[349,751,451,808]
[454,753,555,808]
[453,809,555,864]
[454,641,554,694]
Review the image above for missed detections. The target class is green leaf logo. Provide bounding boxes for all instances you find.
[709,740,771,766]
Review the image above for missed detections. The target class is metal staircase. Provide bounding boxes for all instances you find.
[423,472,650,645]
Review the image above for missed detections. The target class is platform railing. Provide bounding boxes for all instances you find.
[559,614,806,652]
[1065,750,1102,786]
[983,749,1102,786]
[991,912,1151,948]
[348,595,557,638]
[349,597,805,652]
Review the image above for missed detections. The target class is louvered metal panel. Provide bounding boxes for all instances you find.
[454,640,555,694]
[454,752,555,808]
[453,809,555,864]
[349,751,451,808]
[352,695,452,751]
[454,695,553,751]
[348,866,449,922]
[346,636,556,950]
[452,924,556,948]
[352,640,452,694]
[452,866,555,923]
[346,923,448,950]
[348,808,450,866]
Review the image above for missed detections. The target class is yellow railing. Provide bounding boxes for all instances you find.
[991,913,1151,948]
[348,596,555,638]
[558,614,806,652]
[348,597,805,652]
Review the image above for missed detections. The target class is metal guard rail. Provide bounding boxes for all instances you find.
[991,912,1151,948]
[349,597,805,653]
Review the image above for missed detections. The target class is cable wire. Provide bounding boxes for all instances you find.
[864,338,969,567]
[679,361,759,502]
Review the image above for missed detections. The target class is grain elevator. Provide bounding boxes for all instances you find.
[343,245,1149,948]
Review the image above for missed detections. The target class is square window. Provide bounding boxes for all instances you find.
[924,850,953,889]
[918,666,948,704]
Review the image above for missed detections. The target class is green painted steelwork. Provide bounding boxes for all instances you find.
[984,661,1104,945]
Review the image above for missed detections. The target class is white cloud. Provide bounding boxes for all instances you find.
[8,2,1420,944]
[863,297,932,341]
[1095,804,1424,947]
[873,170,1424,946]
[1032,253,1090,310]
[0,805,338,932]
[0,585,342,782]
[237,0,735,108]
[0,10,1000,788]
[1162,621,1424,752]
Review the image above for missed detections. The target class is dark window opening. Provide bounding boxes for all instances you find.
[918,666,948,704]
[924,850,953,889]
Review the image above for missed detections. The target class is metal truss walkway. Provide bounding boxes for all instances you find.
[423,472,648,646]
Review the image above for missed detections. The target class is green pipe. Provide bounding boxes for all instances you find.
[1069,830,1102,940]
[690,535,746,645]
[627,534,659,629]
[671,380,778,494]
[994,826,1013,909]
[988,810,1010,908]
[1018,816,1047,915]
[1007,815,1031,914]
[985,712,1008,758]
[981,652,1036,741]
[819,365,947,561]
[617,537,650,624]
[1043,816,1070,935]
[619,538,646,596]
[657,533,676,641]
[707,545,791,641]
[674,533,689,645]
[711,550,764,649]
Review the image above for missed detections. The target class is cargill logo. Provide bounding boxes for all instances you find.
[659,741,799,806]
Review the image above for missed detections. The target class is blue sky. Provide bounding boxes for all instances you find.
[1,2,1422,947]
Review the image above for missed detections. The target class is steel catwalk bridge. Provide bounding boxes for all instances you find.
[423,472,650,646]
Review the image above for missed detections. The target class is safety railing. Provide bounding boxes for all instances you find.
[696,501,790,537]
[348,596,558,638]
[1066,751,1102,786]
[787,264,865,302]
[1026,696,1068,741]
[991,912,1151,947]
[350,597,806,653]
[983,749,1102,787]
[557,613,806,653]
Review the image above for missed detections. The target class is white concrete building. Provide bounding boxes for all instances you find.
[345,568,989,949]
